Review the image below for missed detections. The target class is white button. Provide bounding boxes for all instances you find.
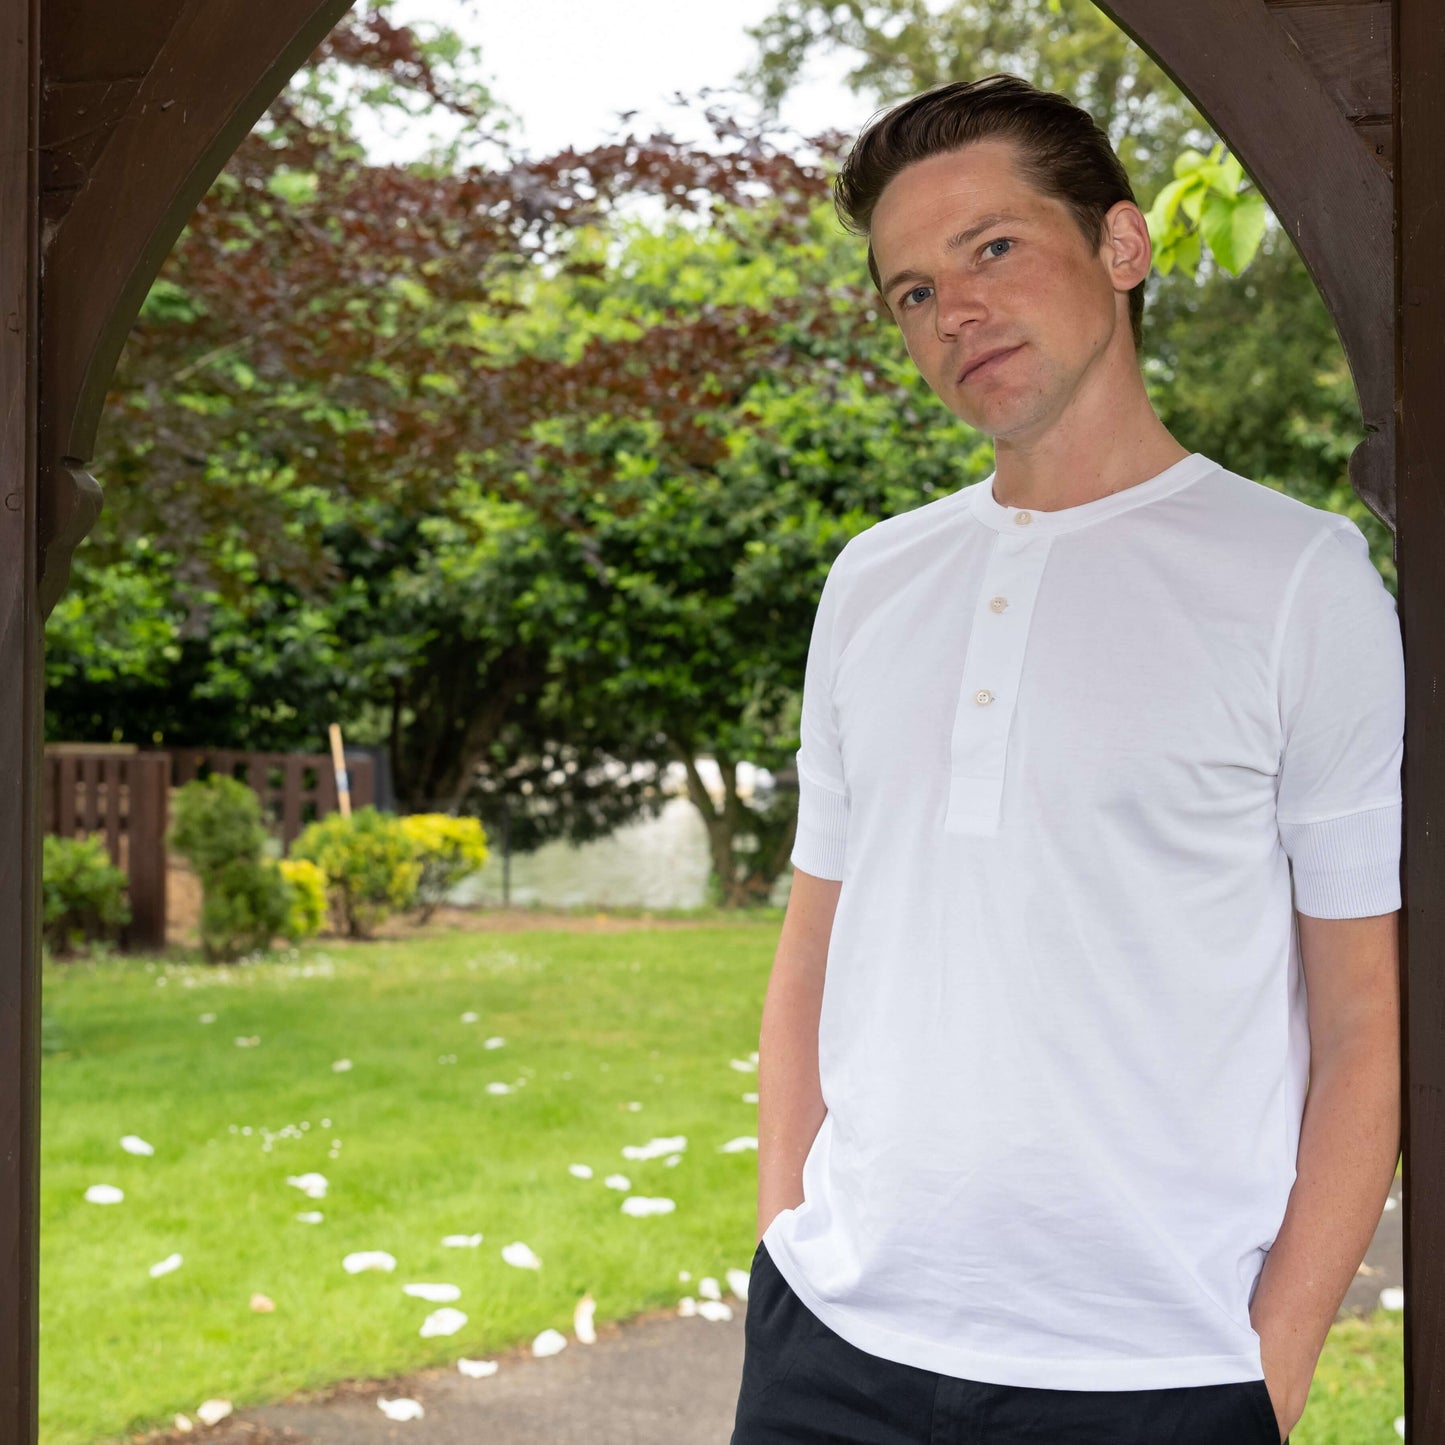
[989,596,1008,612]
[974,689,994,705]
[1014,511,1032,525]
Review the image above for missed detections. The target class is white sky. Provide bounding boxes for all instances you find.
[350,0,881,167]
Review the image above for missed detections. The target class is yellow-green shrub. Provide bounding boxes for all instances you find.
[398,814,490,922]
[277,857,328,941]
[289,807,420,939]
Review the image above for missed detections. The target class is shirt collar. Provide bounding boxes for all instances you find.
[968,452,1218,536]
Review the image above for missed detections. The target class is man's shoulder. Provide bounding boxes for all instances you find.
[832,481,982,575]
[1182,462,1365,566]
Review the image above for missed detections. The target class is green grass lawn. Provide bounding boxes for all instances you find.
[39,919,1405,1444]
[40,919,780,1444]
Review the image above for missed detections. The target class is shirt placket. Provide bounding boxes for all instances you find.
[945,511,1053,835]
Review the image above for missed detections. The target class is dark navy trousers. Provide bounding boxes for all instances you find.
[732,1240,1288,1445]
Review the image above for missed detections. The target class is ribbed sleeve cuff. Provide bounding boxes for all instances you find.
[792,771,849,880]
[1279,801,1402,918]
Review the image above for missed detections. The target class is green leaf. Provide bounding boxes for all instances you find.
[1171,148,1212,179]
[1199,191,1267,275]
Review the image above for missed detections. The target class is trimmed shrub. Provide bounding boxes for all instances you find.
[398,814,490,922]
[289,807,420,939]
[277,858,327,941]
[169,776,289,961]
[42,835,131,957]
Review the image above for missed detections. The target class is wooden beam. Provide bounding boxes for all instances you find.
[0,0,43,1435]
[1093,0,1395,530]
[1394,0,1443,1433]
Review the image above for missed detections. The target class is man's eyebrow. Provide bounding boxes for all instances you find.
[879,212,1027,299]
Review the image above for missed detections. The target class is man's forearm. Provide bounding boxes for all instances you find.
[1248,1042,1401,1429]
[755,960,827,1244]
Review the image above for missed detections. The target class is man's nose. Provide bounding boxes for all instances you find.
[932,274,988,338]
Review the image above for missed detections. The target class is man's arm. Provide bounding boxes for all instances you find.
[756,867,842,1245]
[1249,909,1402,1441]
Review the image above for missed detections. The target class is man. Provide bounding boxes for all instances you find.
[731,74,1403,1445]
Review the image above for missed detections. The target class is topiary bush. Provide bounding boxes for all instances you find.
[289,806,420,939]
[277,857,327,941]
[397,813,490,923]
[169,775,290,961]
[42,835,132,958]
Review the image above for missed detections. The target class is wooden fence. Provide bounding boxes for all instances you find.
[42,746,377,951]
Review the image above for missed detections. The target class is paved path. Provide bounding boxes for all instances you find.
[139,1176,1404,1445]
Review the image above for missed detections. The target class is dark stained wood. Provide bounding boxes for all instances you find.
[123,755,169,950]
[1264,0,1393,174]
[1095,1,1395,535]
[0,0,42,1432]
[1394,0,1443,1430]
[41,751,169,949]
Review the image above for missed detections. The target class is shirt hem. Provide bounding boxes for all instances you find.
[760,1228,1266,1391]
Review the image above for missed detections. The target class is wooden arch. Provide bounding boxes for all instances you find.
[2,0,1439,1439]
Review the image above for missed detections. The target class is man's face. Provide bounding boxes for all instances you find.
[869,137,1141,442]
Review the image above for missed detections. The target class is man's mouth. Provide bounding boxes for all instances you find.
[958,345,1023,384]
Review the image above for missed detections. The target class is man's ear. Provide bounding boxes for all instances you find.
[1102,199,1152,294]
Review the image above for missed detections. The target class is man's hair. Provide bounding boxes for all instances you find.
[833,73,1147,353]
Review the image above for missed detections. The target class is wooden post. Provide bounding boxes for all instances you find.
[328,723,352,819]
[1394,0,1443,1430]
[0,0,42,1436]
[124,755,169,951]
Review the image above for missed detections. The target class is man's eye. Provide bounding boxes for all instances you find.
[901,285,932,310]
[984,238,1014,258]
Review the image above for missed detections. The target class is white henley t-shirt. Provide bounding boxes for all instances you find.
[763,450,1404,1392]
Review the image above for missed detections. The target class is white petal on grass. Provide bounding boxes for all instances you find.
[404,1283,462,1303]
[234,1036,260,1048]
[442,1233,483,1248]
[719,1136,758,1153]
[196,1400,233,1426]
[85,1184,123,1205]
[620,1196,675,1217]
[343,1250,397,1274]
[332,1059,353,1072]
[1381,1286,1405,1311]
[678,1270,691,1282]
[198,1013,216,1024]
[457,1358,499,1378]
[173,1413,193,1432]
[677,1297,697,1317]
[483,1036,505,1049]
[502,1241,542,1270]
[1397,1415,1406,1437]
[621,1135,686,1161]
[568,1163,593,1180]
[148,1253,183,1278]
[698,1277,721,1301]
[729,1058,757,1073]
[251,1293,276,1312]
[626,1101,642,1112]
[532,1328,567,1357]
[664,1154,682,1167]
[698,1299,734,1322]
[286,1172,328,1199]
[121,1135,155,1156]
[603,1174,631,1191]
[485,1082,512,1095]
[378,1397,425,1421]
[726,1267,751,1302]
[742,1091,758,1103]
[460,1011,479,1023]
[419,1307,468,1338]
[296,1211,324,1224]
[574,1293,596,1344]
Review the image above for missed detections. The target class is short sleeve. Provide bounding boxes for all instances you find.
[1274,520,1404,918]
[791,545,853,880]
